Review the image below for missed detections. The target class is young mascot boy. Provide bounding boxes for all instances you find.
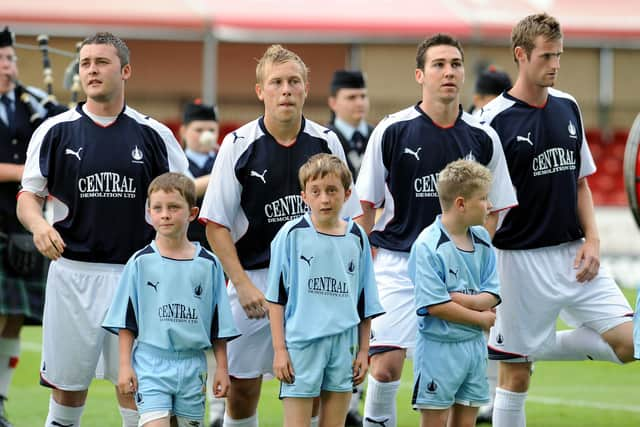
[409,159,500,427]
[266,153,384,427]
[103,172,239,427]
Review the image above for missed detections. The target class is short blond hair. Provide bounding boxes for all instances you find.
[255,44,309,84]
[511,13,562,63]
[147,172,196,209]
[299,153,352,191]
[437,160,492,210]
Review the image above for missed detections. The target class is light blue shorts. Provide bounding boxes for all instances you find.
[280,328,357,398]
[133,342,208,419]
[412,335,489,409]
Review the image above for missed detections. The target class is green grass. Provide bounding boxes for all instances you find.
[7,289,640,426]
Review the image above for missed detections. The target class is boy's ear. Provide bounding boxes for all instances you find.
[344,187,352,201]
[189,206,199,222]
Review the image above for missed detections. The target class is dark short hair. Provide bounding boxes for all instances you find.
[330,70,366,96]
[148,172,197,209]
[475,66,512,96]
[183,100,217,124]
[416,33,464,70]
[80,32,130,68]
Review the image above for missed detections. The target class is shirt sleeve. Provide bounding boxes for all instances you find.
[355,123,388,208]
[210,259,240,341]
[102,258,139,336]
[199,131,242,230]
[357,226,385,320]
[265,224,291,305]
[326,133,363,218]
[21,118,59,197]
[484,125,518,212]
[409,241,450,316]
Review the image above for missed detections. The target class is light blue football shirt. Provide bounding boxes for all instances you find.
[266,213,384,344]
[409,216,500,342]
[103,241,239,351]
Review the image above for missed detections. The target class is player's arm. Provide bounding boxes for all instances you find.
[117,329,137,395]
[16,191,65,260]
[212,338,230,398]
[194,175,210,197]
[356,202,376,234]
[484,212,499,238]
[427,302,496,332]
[268,302,294,384]
[449,292,499,311]
[206,222,266,319]
[574,177,600,282]
[353,319,371,385]
[0,163,24,182]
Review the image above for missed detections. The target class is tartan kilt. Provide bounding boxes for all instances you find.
[0,238,48,325]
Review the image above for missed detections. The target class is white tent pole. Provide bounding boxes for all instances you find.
[202,27,217,105]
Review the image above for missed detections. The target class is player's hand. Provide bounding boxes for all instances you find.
[117,365,137,395]
[235,279,268,319]
[213,366,230,398]
[574,239,600,283]
[31,222,66,260]
[273,349,295,384]
[352,350,369,386]
[478,310,496,332]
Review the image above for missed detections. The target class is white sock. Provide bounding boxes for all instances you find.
[45,396,84,427]
[310,415,319,427]
[493,387,527,427]
[0,338,20,398]
[349,383,363,412]
[363,375,400,427]
[223,412,258,427]
[118,406,138,427]
[533,327,623,363]
[209,396,226,423]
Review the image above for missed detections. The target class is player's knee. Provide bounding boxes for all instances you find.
[603,321,635,363]
[52,389,88,407]
[612,339,635,363]
[227,378,261,416]
[498,364,531,392]
[369,351,404,382]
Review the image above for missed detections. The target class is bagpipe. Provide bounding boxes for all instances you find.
[13,34,81,124]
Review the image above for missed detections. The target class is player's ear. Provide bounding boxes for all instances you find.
[454,196,465,210]
[255,83,264,101]
[415,68,424,85]
[344,187,352,201]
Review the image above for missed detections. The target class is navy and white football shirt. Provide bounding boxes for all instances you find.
[480,88,596,249]
[199,116,362,270]
[356,103,516,252]
[102,241,239,351]
[265,213,384,344]
[21,103,189,264]
[409,216,500,342]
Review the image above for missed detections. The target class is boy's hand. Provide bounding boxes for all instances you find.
[273,349,295,384]
[117,364,137,395]
[213,366,230,398]
[352,350,369,386]
[478,310,496,332]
